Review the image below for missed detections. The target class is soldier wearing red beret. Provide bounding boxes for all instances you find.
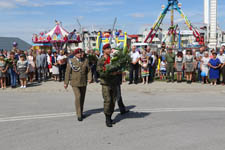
[64,48,92,121]
[97,43,119,127]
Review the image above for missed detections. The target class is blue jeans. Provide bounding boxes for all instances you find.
[8,68,17,87]
[198,68,202,82]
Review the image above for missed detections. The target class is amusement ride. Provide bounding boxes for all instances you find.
[144,0,205,47]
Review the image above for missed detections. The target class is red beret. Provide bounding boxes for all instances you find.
[74,48,82,54]
[103,43,111,50]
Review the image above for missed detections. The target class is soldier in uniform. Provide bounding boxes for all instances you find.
[64,48,92,121]
[97,43,119,127]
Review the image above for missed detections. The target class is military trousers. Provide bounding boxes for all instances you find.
[72,86,87,118]
[166,63,175,81]
[116,85,126,112]
[102,85,117,116]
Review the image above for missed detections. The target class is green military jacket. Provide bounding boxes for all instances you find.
[97,56,120,86]
[165,53,175,63]
[64,57,92,87]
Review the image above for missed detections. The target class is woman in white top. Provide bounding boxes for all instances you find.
[57,50,67,82]
[27,51,35,83]
[201,52,210,84]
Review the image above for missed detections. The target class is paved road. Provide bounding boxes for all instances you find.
[0,81,225,150]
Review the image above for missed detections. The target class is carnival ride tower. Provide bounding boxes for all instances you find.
[144,0,204,47]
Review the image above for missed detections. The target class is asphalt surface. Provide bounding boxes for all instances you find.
[1,81,225,150]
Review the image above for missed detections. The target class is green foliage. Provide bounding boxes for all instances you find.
[99,47,131,78]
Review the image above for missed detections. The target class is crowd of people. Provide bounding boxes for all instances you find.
[129,44,225,86]
[0,44,225,89]
[0,47,101,89]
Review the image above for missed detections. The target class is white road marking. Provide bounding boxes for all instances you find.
[1,107,225,123]
[0,113,76,123]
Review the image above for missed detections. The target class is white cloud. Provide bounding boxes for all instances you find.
[0,0,74,9]
[130,13,145,18]
[6,10,44,15]
[32,1,74,7]
[91,1,123,6]
[15,0,28,3]
[0,1,16,9]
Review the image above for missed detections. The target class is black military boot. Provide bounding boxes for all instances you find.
[105,115,113,127]
[120,109,130,115]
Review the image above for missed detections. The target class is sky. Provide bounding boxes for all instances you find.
[0,0,224,43]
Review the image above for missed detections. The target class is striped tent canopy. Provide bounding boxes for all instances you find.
[32,21,81,44]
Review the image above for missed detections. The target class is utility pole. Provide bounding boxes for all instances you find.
[76,18,85,50]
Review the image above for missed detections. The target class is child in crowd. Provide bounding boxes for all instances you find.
[17,54,29,88]
[0,55,8,89]
[139,51,149,84]
[160,57,167,80]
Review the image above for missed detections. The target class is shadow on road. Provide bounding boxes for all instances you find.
[113,111,151,123]
[84,108,104,118]
[84,105,137,119]
[27,82,42,87]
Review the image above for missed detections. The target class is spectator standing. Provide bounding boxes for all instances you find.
[184,50,194,84]
[150,51,158,83]
[27,51,35,83]
[175,51,183,83]
[0,55,8,89]
[8,52,17,88]
[160,57,167,80]
[146,46,152,83]
[3,50,8,58]
[217,48,225,85]
[57,50,67,82]
[89,49,99,83]
[210,49,215,59]
[129,45,140,84]
[47,49,53,79]
[36,49,47,83]
[160,47,167,59]
[196,47,205,82]
[201,52,210,84]
[165,48,175,82]
[209,52,221,86]
[17,54,29,88]
[52,52,59,81]
[139,50,149,84]
[15,49,21,61]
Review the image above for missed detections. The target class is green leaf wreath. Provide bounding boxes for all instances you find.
[99,46,131,78]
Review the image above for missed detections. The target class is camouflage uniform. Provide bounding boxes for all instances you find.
[97,56,119,116]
